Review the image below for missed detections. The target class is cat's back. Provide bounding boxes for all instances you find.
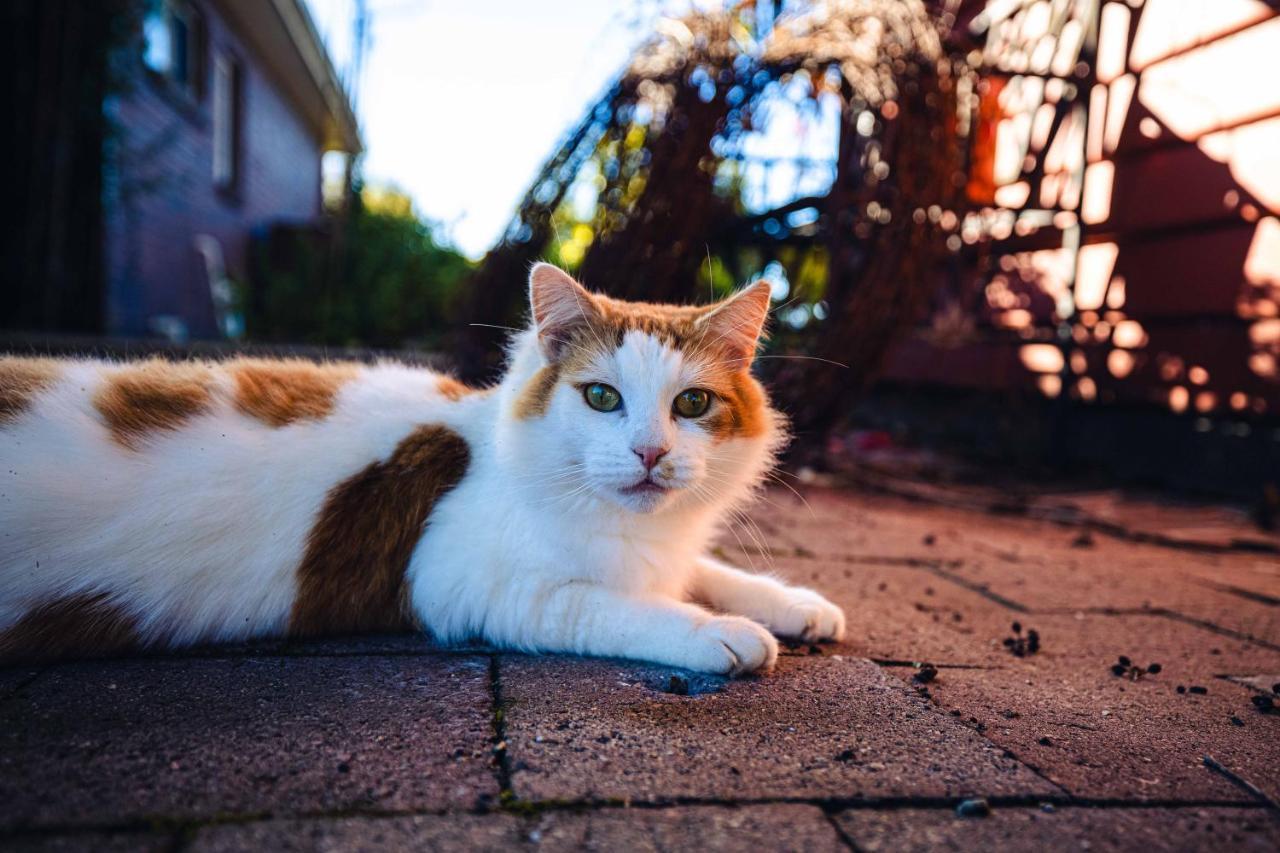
[0,355,482,654]
[0,353,475,451]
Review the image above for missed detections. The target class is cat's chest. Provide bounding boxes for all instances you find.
[551,524,697,595]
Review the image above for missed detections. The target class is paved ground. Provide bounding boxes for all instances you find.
[2,483,1278,851]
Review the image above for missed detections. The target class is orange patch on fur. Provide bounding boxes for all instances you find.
[703,371,770,440]
[0,358,61,423]
[0,593,139,664]
[290,424,470,637]
[230,359,359,427]
[592,296,705,348]
[436,375,473,401]
[512,365,561,420]
[94,360,215,448]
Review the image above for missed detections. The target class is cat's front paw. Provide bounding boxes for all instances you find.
[684,616,778,676]
[770,589,846,643]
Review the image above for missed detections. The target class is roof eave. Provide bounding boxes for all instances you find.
[213,0,363,154]
[270,0,363,154]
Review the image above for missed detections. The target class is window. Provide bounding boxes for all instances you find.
[212,52,241,192]
[142,1,203,98]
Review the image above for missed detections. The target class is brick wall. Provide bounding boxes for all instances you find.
[104,0,322,338]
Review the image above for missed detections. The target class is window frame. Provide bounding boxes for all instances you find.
[142,0,205,102]
[211,49,242,196]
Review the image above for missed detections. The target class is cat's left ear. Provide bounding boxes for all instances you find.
[529,263,601,361]
[697,279,772,363]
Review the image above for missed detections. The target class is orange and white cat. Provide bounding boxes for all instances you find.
[0,264,844,672]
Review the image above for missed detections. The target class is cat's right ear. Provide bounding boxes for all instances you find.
[529,263,600,361]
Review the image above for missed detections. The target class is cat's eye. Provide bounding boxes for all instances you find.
[584,382,622,412]
[673,388,711,418]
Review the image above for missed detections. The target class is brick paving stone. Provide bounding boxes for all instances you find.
[0,832,176,852]
[0,667,42,702]
[1048,491,1280,553]
[835,806,1280,852]
[0,654,497,830]
[935,552,1278,648]
[528,804,843,852]
[190,814,526,853]
[1175,557,1280,614]
[750,487,1279,646]
[142,633,485,661]
[758,556,1012,667]
[189,805,842,852]
[755,553,1280,676]
[905,665,1280,802]
[269,634,489,657]
[498,652,1058,802]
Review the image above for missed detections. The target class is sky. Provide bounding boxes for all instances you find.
[305,0,653,259]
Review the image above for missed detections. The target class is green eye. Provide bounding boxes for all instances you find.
[584,383,622,412]
[674,388,711,418]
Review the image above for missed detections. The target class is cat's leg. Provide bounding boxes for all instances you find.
[491,581,777,676]
[690,556,846,643]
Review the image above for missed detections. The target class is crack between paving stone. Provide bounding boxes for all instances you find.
[1190,579,1280,608]
[839,555,965,570]
[870,659,1000,670]
[923,565,1031,613]
[821,806,863,852]
[897,681,1075,803]
[488,653,516,809]
[4,795,1273,842]
[1202,756,1280,813]
[1035,607,1280,653]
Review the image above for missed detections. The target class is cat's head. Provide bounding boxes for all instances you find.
[507,263,784,515]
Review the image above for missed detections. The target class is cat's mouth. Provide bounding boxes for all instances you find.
[620,477,669,498]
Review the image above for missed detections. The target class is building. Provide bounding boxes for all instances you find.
[0,0,360,341]
[103,0,361,340]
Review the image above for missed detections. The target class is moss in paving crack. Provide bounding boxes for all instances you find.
[498,794,625,817]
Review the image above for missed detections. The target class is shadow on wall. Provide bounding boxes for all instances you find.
[982,0,1280,419]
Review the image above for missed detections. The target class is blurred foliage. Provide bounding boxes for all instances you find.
[456,0,972,436]
[246,185,472,349]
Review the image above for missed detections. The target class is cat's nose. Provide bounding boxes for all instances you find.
[633,445,669,471]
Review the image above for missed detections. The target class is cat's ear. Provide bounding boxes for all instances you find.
[697,279,772,363]
[528,263,602,361]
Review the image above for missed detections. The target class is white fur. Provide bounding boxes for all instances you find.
[1,288,845,674]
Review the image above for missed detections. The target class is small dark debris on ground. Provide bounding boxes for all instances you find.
[1071,531,1096,548]
[913,663,938,684]
[666,675,689,696]
[1110,656,1161,680]
[922,534,936,546]
[1003,622,1040,657]
[1249,695,1277,714]
[956,798,992,817]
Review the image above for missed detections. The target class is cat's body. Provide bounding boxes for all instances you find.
[0,265,844,672]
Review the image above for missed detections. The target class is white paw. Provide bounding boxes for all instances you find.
[769,589,846,642]
[684,616,778,676]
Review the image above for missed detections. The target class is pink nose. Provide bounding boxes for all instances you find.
[633,445,669,470]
